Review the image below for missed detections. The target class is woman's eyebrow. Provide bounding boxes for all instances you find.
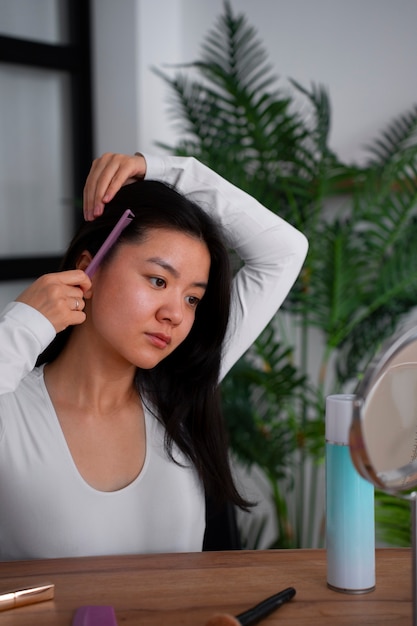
[146,257,208,289]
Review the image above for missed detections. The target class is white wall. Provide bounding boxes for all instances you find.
[91,0,417,165]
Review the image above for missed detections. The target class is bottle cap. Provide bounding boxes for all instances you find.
[325,394,355,444]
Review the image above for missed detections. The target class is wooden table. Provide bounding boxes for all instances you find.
[0,549,412,625]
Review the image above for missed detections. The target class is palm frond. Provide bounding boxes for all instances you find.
[334,220,417,346]
[221,325,306,480]
[335,301,411,386]
[152,0,334,224]
[221,363,296,481]
[300,219,364,340]
[365,104,417,166]
[290,80,333,159]
[375,491,411,547]
[198,0,276,95]
[352,154,417,265]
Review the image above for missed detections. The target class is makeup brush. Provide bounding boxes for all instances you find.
[205,586,296,626]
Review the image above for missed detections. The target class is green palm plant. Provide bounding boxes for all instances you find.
[155,0,417,547]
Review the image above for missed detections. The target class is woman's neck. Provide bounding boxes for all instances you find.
[44,326,138,416]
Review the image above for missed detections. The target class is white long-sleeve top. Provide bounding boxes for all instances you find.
[0,155,308,560]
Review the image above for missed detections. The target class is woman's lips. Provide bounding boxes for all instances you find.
[146,333,172,349]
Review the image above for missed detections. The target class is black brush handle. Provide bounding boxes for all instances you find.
[236,587,296,626]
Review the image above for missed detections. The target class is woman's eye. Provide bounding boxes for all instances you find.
[150,277,166,288]
[186,296,200,308]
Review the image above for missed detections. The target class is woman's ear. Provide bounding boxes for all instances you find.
[77,251,94,298]
[76,250,93,272]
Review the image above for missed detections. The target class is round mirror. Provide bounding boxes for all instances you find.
[350,323,417,495]
[350,322,417,625]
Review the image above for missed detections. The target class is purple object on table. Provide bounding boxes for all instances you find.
[72,605,118,626]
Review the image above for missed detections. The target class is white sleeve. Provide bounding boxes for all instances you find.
[0,302,56,393]
[143,154,308,379]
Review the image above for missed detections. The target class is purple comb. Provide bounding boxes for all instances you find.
[85,209,135,278]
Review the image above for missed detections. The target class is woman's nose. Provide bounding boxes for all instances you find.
[156,298,184,325]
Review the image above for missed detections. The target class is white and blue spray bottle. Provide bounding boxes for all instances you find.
[325,394,376,594]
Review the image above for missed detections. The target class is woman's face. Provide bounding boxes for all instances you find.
[86,227,211,369]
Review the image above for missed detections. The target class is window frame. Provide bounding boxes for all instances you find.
[0,0,93,280]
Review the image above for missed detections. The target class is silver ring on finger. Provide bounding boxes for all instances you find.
[75,299,80,311]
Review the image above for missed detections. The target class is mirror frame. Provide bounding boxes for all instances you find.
[350,322,417,494]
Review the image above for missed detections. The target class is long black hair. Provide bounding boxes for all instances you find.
[38,180,250,510]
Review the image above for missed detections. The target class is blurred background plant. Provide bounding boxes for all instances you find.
[155,0,417,548]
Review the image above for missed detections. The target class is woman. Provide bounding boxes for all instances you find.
[0,152,308,560]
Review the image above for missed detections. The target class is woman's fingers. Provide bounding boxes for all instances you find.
[83,153,118,219]
[83,152,146,221]
[16,270,92,333]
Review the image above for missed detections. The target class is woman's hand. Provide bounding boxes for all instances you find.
[83,152,146,221]
[15,270,91,333]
